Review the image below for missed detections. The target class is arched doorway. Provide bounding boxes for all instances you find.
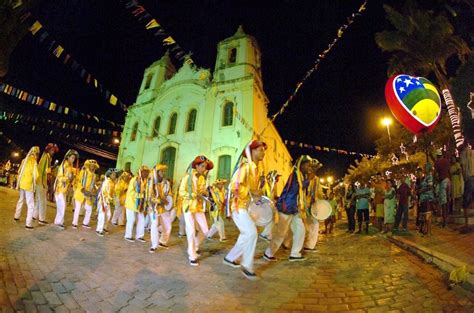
[161,147,176,182]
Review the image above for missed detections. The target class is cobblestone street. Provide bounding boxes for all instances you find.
[1,186,473,312]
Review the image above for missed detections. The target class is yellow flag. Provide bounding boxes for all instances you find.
[163,36,176,46]
[64,107,69,114]
[53,45,64,58]
[109,94,117,106]
[94,79,98,88]
[49,102,57,111]
[146,19,160,29]
[29,21,43,35]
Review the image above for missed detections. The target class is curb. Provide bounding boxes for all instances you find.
[388,235,474,292]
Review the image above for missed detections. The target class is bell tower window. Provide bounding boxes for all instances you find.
[228,48,237,64]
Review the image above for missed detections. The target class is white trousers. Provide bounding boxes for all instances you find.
[208,215,226,240]
[54,193,66,225]
[261,221,274,240]
[150,210,173,248]
[124,209,145,239]
[183,211,209,261]
[226,209,258,272]
[34,185,47,221]
[111,197,126,225]
[304,218,320,249]
[15,189,35,227]
[72,200,92,226]
[96,203,111,233]
[265,212,305,258]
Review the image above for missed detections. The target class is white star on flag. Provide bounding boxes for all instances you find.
[399,87,406,93]
[404,79,413,87]
[396,78,402,82]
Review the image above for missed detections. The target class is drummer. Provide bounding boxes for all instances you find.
[258,170,282,242]
[303,159,324,252]
[263,155,313,262]
[223,139,267,281]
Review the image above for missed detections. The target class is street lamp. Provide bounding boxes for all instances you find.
[11,151,19,158]
[327,176,333,184]
[381,117,392,142]
[319,178,325,183]
[113,138,120,144]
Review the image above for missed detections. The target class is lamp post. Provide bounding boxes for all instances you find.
[381,117,392,143]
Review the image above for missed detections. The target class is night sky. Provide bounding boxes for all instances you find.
[0,0,429,177]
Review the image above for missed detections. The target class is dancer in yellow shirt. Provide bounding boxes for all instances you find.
[54,149,79,229]
[34,143,59,224]
[178,155,214,266]
[72,159,99,229]
[224,140,266,280]
[14,146,40,229]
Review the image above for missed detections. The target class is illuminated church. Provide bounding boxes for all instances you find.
[117,26,292,189]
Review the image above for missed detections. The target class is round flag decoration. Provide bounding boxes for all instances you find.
[385,74,442,134]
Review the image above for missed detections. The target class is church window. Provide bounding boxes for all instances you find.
[217,155,231,180]
[130,122,138,142]
[161,147,176,180]
[144,74,153,90]
[222,102,234,126]
[168,113,177,135]
[124,162,131,173]
[152,116,161,137]
[228,48,237,64]
[186,109,197,132]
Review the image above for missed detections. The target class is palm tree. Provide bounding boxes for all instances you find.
[375,1,471,148]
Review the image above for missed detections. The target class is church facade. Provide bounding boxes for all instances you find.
[116,26,293,191]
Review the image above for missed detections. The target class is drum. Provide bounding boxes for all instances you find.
[164,195,173,211]
[310,200,331,221]
[248,197,274,226]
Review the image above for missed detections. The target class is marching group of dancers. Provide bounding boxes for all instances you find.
[13,139,327,280]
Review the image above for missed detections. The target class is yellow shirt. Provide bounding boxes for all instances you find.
[125,176,148,212]
[18,156,38,192]
[114,179,129,206]
[229,161,260,212]
[149,179,171,214]
[55,160,75,194]
[74,169,97,205]
[98,177,115,211]
[37,153,51,188]
[178,171,207,213]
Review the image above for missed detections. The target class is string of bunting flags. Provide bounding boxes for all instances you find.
[232,106,374,158]
[0,111,122,137]
[122,0,194,65]
[263,0,367,132]
[0,83,123,128]
[2,117,118,150]
[285,139,375,158]
[25,18,128,111]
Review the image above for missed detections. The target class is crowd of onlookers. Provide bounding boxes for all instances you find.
[339,143,473,236]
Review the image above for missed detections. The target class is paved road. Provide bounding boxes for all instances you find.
[0,187,473,312]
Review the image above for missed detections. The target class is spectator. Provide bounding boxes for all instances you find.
[459,140,473,228]
[383,180,396,234]
[450,156,464,213]
[355,181,371,234]
[344,184,356,233]
[434,149,451,227]
[394,174,411,232]
[372,174,385,233]
[418,163,435,236]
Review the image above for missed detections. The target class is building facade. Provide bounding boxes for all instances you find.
[117,26,293,192]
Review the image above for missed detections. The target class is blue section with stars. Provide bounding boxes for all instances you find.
[395,75,423,99]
